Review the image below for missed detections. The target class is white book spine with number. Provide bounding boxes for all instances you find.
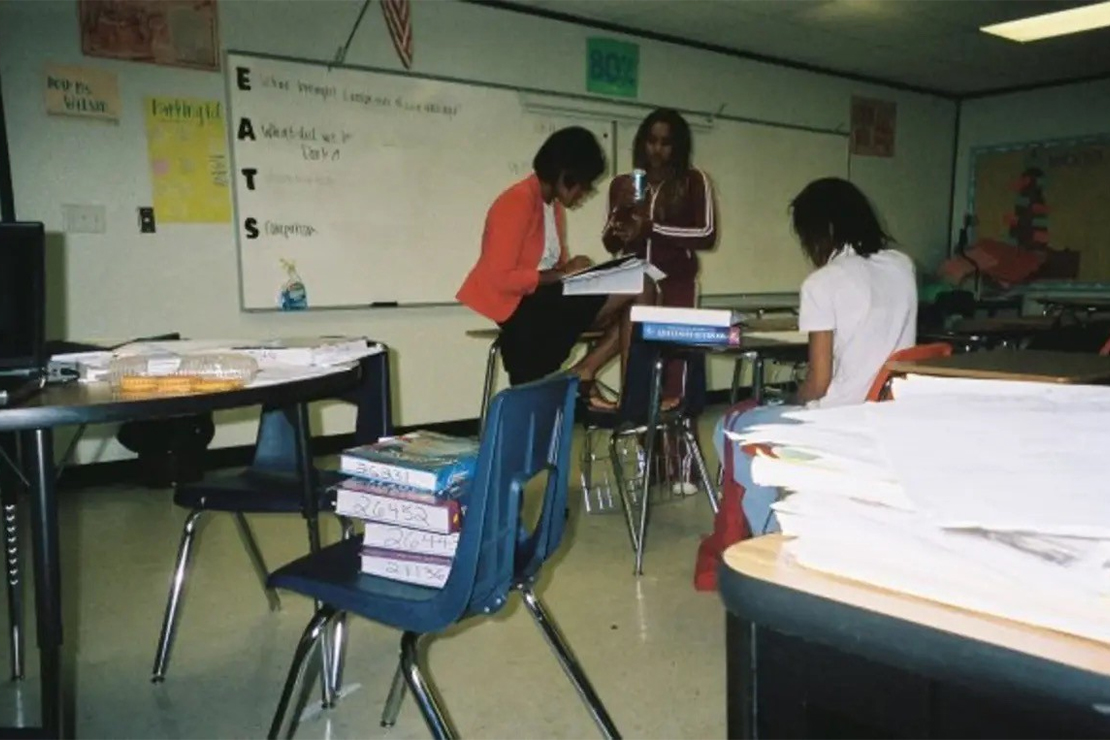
[362,521,460,557]
[360,547,453,588]
[334,480,462,534]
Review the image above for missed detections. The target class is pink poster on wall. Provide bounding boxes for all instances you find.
[78,0,220,72]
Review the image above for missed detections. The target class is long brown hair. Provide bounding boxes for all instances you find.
[632,109,693,220]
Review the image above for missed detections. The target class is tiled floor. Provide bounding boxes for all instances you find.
[0,409,729,739]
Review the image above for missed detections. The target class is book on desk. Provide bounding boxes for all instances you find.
[631,305,749,347]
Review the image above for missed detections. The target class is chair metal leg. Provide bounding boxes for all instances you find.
[379,660,408,728]
[635,356,665,575]
[3,495,23,680]
[324,611,348,708]
[751,354,766,405]
[607,432,639,553]
[517,585,620,739]
[233,512,281,612]
[581,427,594,512]
[400,631,457,740]
[683,422,719,515]
[729,356,746,406]
[267,605,339,740]
[478,337,500,435]
[151,509,204,682]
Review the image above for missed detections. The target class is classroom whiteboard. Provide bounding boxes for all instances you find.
[225,52,614,309]
[615,118,848,296]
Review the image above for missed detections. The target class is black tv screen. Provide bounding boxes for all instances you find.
[0,222,46,371]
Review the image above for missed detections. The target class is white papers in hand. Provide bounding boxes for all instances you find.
[562,256,665,295]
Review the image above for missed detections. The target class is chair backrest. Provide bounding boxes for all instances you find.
[614,340,706,424]
[431,373,578,622]
[865,342,953,402]
[251,349,394,474]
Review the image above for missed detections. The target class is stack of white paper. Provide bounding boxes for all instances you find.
[725,377,1110,644]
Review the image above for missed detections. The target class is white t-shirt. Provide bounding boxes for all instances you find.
[538,202,560,270]
[798,247,917,409]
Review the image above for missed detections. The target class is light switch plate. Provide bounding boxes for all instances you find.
[62,203,106,234]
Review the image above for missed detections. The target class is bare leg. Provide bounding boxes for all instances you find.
[571,279,659,410]
[571,293,635,381]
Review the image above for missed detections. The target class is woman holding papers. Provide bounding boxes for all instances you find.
[599,108,718,409]
[457,127,636,395]
[714,177,917,536]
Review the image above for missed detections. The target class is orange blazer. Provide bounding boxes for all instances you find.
[457,174,567,323]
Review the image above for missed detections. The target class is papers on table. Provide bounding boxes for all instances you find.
[562,256,665,295]
[52,337,383,384]
[723,376,1110,644]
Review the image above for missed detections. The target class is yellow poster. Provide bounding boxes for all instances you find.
[144,96,231,223]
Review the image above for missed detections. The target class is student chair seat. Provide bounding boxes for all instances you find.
[150,349,393,683]
[264,374,619,740]
[866,342,955,402]
[579,341,717,565]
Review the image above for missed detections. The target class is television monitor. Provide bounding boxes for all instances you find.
[0,221,46,373]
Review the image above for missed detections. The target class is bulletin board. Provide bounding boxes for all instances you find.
[968,135,1110,280]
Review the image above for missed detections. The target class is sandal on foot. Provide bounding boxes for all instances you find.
[578,379,618,411]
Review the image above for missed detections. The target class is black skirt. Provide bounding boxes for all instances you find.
[497,282,607,386]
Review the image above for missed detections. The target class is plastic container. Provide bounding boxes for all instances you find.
[109,352,259,396]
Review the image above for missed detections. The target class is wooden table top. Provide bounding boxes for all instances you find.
[466,327,606,341]
[886,349,1110,384]
[744,316,799,333]
[950,316,1058,334]
[1038,296,1110,311]
[722,535,1110,678]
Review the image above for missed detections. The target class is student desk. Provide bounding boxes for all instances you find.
[631,331,807,575]
[719,535,1110,739]
[1037,295,1110,320]
[700,292,799,319]
[729,318,806,405]
[919,316,1060,352]
[0,365,361,739]
[467,327,606,432]
[886,348,1110,384]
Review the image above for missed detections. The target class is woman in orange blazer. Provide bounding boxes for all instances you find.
[458,127,635,394]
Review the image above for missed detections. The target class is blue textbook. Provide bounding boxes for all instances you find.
[339,430,479,494]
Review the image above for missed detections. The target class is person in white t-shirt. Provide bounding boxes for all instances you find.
[714,177,917,535]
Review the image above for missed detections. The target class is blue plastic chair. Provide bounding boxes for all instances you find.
[151,349,393,683]
[264,373,619,739]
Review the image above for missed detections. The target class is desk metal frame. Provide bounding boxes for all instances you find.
[634,337,806,575]
[0,368,361,738]
[720,538,1110,739]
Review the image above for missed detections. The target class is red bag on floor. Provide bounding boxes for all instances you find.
[693,401,759,592]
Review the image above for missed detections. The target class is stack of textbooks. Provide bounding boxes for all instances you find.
[630,305,749,347]
[332,430,480,588]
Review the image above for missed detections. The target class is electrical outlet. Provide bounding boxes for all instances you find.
[62,203,106,234]
[138,206,156,233]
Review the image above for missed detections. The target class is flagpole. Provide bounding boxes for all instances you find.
[331,0,373,69]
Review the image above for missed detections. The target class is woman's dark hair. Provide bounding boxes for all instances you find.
[532,126,606,189]
[790,177,893,266]
[632,108,692,174]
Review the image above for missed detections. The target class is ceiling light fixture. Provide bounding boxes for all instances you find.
[981,1,1110,42]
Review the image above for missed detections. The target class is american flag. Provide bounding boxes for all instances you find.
[380,0,413,69]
